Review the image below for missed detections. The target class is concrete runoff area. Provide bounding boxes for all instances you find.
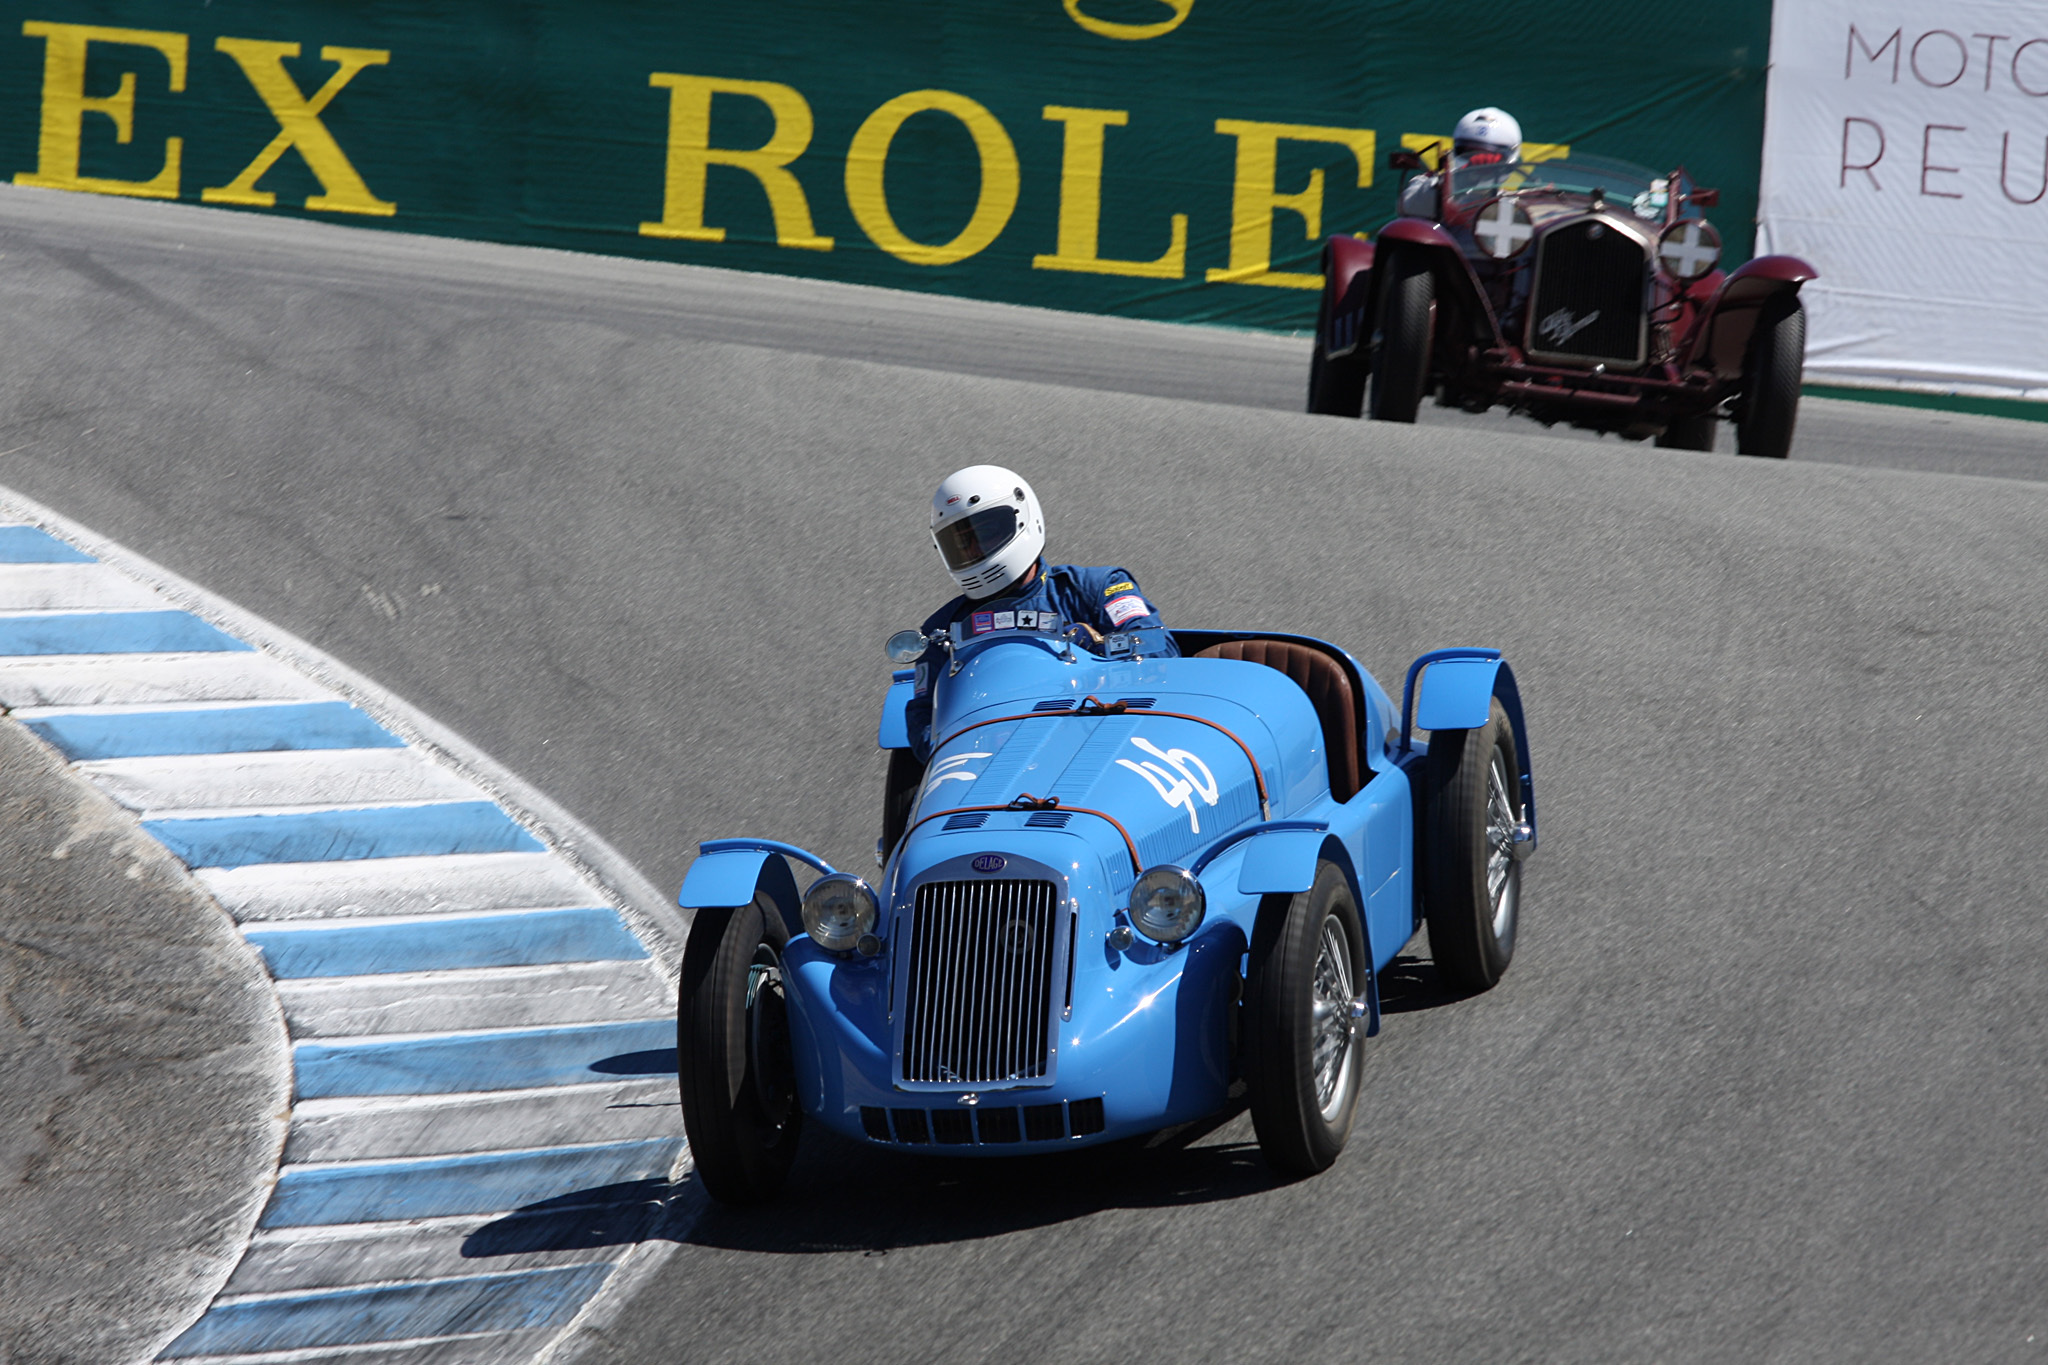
[0,186,2041,1361]
[0,717,286,1365]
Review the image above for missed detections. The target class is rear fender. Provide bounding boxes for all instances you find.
[1319,235,1376,357]
[1400,649,1536,844]
[678,838,830,941]
[1690,255,1819,380]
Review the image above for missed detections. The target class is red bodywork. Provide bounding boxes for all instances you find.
[1317,165,1817,436]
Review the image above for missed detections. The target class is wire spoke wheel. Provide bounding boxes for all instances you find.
[1245,860,1365,1177]
[1423,698,1525,992]
[1484,754,1520,939]
[1309,914,1356,1119]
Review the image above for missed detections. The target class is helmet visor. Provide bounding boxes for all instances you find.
[935,506,1019,571]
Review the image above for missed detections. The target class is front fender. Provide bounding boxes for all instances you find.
[878,668,914,750]
[1690,255,1820,379]
[678,840,820,941]
[1371,220,1502,346]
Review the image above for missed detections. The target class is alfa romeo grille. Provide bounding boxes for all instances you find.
[1527,221,1648,366]
[901,879,1059,1085]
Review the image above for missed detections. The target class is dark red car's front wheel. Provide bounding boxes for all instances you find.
[1737,294,1806,459]
[1367,252,1434,423]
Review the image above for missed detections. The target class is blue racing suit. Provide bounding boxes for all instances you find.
[903,561,1175,762]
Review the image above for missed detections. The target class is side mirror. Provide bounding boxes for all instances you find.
[884,630,926,665]
[1688,187,1720,207]
[1388,149,1425,172]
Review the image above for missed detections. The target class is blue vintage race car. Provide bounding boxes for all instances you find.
[676,621,1536,1203]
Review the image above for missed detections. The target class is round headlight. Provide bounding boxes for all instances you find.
[802,873,878,953]
[1128,865,1206,944]
[1657,218,1721,280]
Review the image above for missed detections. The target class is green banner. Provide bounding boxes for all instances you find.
[0,1,1771,329]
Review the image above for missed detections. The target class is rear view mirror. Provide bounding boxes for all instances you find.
[1688,187,1720,207]
[1388,149,1425,172]
[884,630,926,665]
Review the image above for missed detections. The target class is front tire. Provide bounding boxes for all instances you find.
[677,896,802,1205]
[1367,252,1434,424]
[1422,698,1524,992]
[1736,293,1805,459]
[1243,860,1366,1178]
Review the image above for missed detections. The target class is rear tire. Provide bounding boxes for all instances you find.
[1367,253,1434,424]
[1736,293,1805,460]
[677,896,802,1205]
[1307,337,1366,417]
[1655,410,1718,451]
[1421,698,1523,992]
[1243,860,1366,1178]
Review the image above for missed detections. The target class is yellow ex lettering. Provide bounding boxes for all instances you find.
[204,39,395,216]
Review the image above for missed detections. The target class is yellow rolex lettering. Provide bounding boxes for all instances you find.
[202,40,393,215]
[846,90,1018,267]
[16,21,187,200]
[1032,106,1186,279]
[639,74,832,250]
[1206,119,1374,289]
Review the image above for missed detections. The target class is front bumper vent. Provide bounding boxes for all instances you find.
[900,878,1060,1085]
[861,1098,1104,1145]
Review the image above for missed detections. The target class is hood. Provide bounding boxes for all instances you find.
[899,638,1324,895]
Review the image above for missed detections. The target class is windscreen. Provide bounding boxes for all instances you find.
[934,505,1019,570]
[1449,154,1662,209]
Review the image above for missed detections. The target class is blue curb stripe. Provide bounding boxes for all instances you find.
[294,1018,674,1098]
[247,907,648,978]
[159,1263,613,1357]
[25,700,402,761]
[260,1137,683,1229]
[0,609,249,656]
[144,801,544,870]
[0,526,95,563]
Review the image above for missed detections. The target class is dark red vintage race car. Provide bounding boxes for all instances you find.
[1309,151,1817,458]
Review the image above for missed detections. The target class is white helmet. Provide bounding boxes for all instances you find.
[1453,107,1522,164]
[929,465,1045,599]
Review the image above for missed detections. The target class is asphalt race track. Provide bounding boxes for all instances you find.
[2,186,2046,1363]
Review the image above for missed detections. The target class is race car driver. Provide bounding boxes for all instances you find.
[884,464,1175,856]
[1397,106,1523,218]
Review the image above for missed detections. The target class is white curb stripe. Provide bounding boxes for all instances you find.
[0,498,689,1365]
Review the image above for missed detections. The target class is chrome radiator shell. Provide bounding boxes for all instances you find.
[891,856,1072,1091]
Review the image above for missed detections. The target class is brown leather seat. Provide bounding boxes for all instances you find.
[1195,639,1363,801]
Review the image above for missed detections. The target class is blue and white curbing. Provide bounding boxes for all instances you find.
[0,493,695,1363]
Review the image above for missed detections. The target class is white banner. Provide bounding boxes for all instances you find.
[1758,0,2048,400]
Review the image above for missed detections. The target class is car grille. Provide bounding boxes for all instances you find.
[900,878,1060,1085]
[1527,220,1647,366]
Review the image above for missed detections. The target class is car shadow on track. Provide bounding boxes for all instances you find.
[462,948,1473,1259]
[1375,947,1483,1016]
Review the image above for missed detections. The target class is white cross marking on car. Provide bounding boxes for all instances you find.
[1660,221,1718,276]
[1473,200,1532,258]
[1116,737,1219,833]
